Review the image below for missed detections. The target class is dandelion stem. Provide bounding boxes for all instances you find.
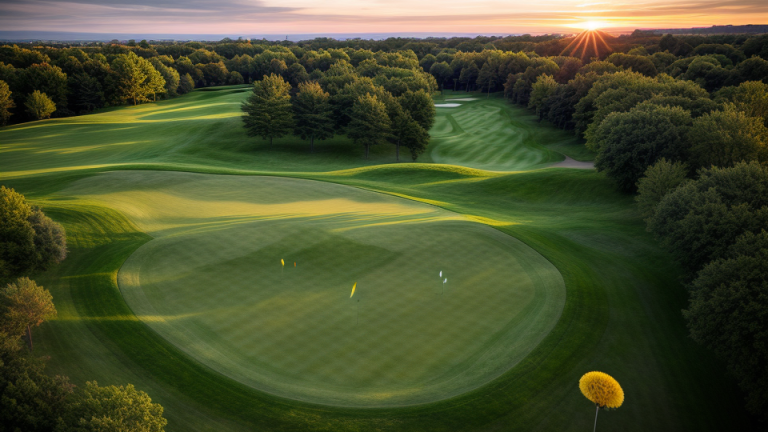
[593,404,599,432]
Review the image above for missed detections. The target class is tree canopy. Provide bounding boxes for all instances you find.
[348,94,391,159]
[594,103,692,191]
[110,52,165,105]
[292,81,334,152]
[241,73,294,146]
[24,90,56,120]
[0,186,67,284]
[0,80,13,124]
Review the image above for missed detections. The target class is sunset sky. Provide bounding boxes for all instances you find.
[0,0,766,36]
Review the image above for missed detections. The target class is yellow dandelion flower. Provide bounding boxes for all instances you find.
[579,371,624,408]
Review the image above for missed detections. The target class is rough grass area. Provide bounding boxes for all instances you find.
[0,87,755,431]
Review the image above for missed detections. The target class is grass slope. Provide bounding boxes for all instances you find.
[428,92,595,167]
[0,88,588,180]
[0,87,754,431]
[60,171,564,407]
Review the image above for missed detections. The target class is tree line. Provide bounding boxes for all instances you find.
[3,31,764,126]
[0,186,167,432]
[474,31,767,423]
[240,51,436,160]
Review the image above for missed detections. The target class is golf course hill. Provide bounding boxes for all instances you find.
[0,86,751,431]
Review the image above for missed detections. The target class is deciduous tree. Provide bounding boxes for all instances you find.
[0,277,56,351]
[292,81,334,152]
[0,79,14,124]
[593,103,692,192]
[110,52,165,105]
[178,73,194,94]
[0,187,67,283]
[348,94,391,159]
[429,61,453,93]
[688,104,768,169]
[398,89,435,131]
[636,158,689,220]
[648,162,768,275]
[684,230,768,421]
[241,73,294,146]
[24,90,56,120]
[66,381,167,432]
[150,57,180,97]
[528,74,558,119]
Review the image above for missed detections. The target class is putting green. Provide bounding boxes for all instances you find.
[61,170,565,407]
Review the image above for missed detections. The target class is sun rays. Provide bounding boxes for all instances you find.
[560,29,613,61]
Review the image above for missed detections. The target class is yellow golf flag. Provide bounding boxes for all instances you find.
[281,259,284,267]
[350,282,356,298]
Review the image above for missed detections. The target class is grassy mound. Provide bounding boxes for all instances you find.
[59,171,565,407]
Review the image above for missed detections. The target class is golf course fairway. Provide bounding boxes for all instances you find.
[0,88,753,431]
[63,171,564,406]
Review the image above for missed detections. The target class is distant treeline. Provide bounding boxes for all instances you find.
[1,31,766,125]
[639,24,768,36]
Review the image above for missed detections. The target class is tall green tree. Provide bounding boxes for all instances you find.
[459,63,480,91]
[0,79,13,125]
[19,63,67,115]
[150,58,180,97]
[429,61,453,93]
[110,52,165,105]
[398,89,435,131]
[528,74,558,119]
[348,94,391,159]
[0,186,67,284]
[24,90,56,120]
[402,117,430,161]
[0,277,56,351]
[684,230,768,421]
[648,162,768,275]
[241,73,294,146]
[0,331,74,431]
[67,73,104,113]
[593,103,693,192]
[178,73,195,94]
[65,381,167,432]
[716,81,768,127]
[635,158,689,220]
[688,104,768,169]
[292,81,334,152]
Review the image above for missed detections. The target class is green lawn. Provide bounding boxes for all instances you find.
[0,87,754,430]
[62,171,564,407]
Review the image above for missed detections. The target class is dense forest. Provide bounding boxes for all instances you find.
[1,30,768,425]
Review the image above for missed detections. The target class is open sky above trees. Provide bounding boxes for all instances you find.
[0,0,765,36]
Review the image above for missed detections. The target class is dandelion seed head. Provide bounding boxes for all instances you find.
[579,371,624,409]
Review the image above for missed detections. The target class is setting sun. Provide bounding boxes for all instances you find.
[582,20,609,30]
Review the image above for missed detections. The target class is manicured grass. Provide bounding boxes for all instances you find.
[428,91,595,166]
[61,171,564,407]
[0,88,586,180]
[0,88,755,430]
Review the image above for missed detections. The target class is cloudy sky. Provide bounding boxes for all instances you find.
[0,0,766,36]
